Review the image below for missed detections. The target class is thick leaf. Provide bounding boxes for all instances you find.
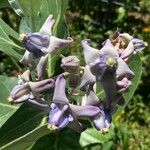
[0,18,23,60]
[8,0,42,31]
[0,76,18,127]
[36,0,69,34]
[0,104,49,150]
[79,126,115,148]
[0,0,10,8]
[30,129,82,150]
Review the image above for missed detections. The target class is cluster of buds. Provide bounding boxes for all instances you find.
[9,15,147,133]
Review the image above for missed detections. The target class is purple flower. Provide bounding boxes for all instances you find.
[20,15,73,79]
[84,85,112,133]
[61,56,80,73]
[79,65,96,91]
[8,70,54,106]
[48,75,100,132]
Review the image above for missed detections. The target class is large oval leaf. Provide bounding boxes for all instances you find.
[0,76,18,128]
[0,104,50,150]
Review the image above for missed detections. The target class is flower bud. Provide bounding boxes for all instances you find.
[20,33,49,55]
[132,38,148,54]
[61,56,80,73]
[29,79,55,93]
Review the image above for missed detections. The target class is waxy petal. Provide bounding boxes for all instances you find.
[79,65,96,91]
[10,82,30,101]
[61,56,80,73]
[22,33,49,54]
[52,75,69,104]
[48,103,73,129]
[117,77,132,93]
[20,70,30,82]
[42,36,73,54]
[36,54,49,79]
[100,39,118,59]
[28,98,49,110]
[120,41,134,59]
[81,39,99,65]
[39,15,55,35]
[20,51,34,65]
[29,79,55,93]
[116,57,134,80]
[69,104,100,119]
[86,85,100,106]
[93,110,111,132]
[132,38,148,54]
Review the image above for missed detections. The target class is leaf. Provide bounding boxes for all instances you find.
[0,0,10,8]
[19,18,32,33]
[0,76,18,128]
[8,0,42,31]
[0,18,23,60]
[123,55,142,102]
[30,129,82,150]
[36,0,69,36]
[79,127,115,148]
[0,104,50,150]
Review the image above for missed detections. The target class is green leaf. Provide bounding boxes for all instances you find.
[8,0,42,31]
[30,129,82,150]
[79,126,115,148]
[0,18,23,60]
[0,0,10,8]
[0,76,18,128]
[36,0,69,36]
[0,104,50,150]
[123,55,142,103]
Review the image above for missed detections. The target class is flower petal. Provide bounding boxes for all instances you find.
[20,70,30,82]
[100,39,118,59]
[52,75,69,104]
[42,36,73,54]
[79,65,96,91]
[86,85,100,106]
[132,38,147,54]
[93,110,111,133]
[36,54,49,79]
[22,33,49,54]
[61,56,80,73]
[81,39,99,65]
[29,79,55,93]
[120,41,134,59]
[48,103,72,129]
[116,57,134,80]
[39,15,55,35]
[28,98,49,110]
[10,83,30,101]
[69,104,100,119]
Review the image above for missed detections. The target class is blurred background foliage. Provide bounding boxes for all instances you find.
[0,0,149,149]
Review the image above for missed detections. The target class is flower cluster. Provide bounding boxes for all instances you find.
[9,15,147,133]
